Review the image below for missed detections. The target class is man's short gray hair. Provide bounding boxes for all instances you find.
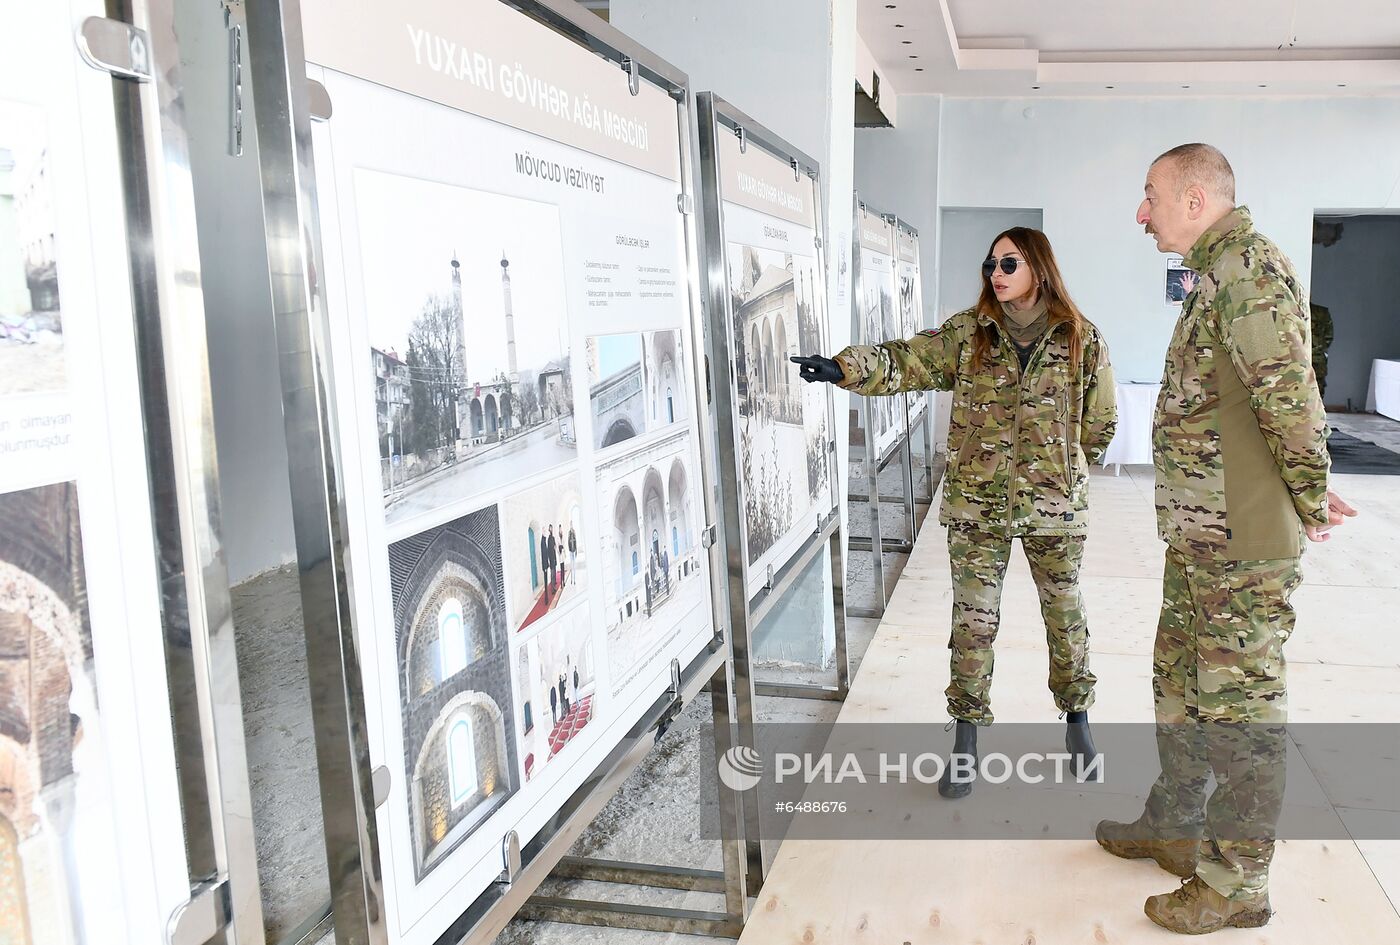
[1152,143,1236,204]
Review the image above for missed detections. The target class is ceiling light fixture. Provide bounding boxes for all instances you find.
[1105,85,1115,89]
[915,67,925,72]
[1032,85,1041,90]
[885,3,896,8]
[1181,84,1191,89]
[1258,83,1269,88]
[895,23,905,28]
[909,54,919,59]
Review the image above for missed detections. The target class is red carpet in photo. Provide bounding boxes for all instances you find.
[518,577,569,631]
[547,694,593,757]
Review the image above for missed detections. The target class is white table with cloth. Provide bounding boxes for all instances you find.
[1367,358,1400,421]
[1100,381,1160,473]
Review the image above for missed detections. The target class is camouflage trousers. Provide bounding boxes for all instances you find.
[1145,547,1302,901]
[945,524,1096,725]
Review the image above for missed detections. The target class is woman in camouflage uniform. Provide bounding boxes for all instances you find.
[793,227,1117,798]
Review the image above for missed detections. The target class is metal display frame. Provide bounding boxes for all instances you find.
[847,198,920,618]
[78,3,268,944]
[243,0,757,941]
[694,90,853,893]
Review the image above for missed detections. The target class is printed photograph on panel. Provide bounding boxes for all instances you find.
[595,433,705,685]
[899,270,918,338]
[728,243,828,564]
[356,168,576,531]
[388,504,518,878]
[514,607,596,782]
[0,482,106,945]
[861,273,898,449]
[499,472,586,634]
[585,329,688,452]
[0,102,65,397]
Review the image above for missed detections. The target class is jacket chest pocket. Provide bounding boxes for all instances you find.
[1163,304,1209,407]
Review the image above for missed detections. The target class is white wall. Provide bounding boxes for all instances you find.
[1310,215,1400,410]
[854,96,943,328]
[177,3,298,582]
[935,95,1400,381]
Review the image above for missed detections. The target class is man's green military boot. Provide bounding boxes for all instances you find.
[1144,876,1271,934]
[1094,816,1198,878]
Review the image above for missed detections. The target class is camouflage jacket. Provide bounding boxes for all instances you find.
[835,308,1117,536]
[1154,206,1330,561]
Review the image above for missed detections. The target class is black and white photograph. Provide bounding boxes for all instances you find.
[356,168,576,531]
[0,101,65,397]
[1164,253,1198,304]
[729,242,831,565]
[585,328,688,452]
[499,472,586,634]
[388,504,519,878]
[514,607,596,783]
[594,433,705,683]
[861,272,899,452]
[0,482,110,945]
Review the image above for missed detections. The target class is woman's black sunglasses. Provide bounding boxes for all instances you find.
[982,256,1024,277]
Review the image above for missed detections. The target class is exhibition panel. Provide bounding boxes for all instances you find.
[695,91,852,890]
[704,99,840,604]
[846,197,920,617]
[293,0,722,940]
[855,203,903,463]
[3,1,267,943]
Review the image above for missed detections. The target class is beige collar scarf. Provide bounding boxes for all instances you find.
[1000,296,1049,345]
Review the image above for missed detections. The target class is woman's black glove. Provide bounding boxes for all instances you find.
[790,354,844,384]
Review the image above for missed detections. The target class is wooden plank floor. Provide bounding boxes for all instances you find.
[740,467,1400,943]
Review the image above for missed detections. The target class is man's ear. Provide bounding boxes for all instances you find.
[1184,184,1208,221]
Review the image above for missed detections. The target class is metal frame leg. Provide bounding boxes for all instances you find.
[899,408,917,541]
[848,397,888,618]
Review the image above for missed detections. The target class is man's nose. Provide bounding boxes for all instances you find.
[1135,201,1151,225]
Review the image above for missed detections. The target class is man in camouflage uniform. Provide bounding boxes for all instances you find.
[1310,302,1334,399]
[1096,143,1357,934]
[793,251,1117,796]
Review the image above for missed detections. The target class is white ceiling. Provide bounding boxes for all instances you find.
[860,0,1400,97]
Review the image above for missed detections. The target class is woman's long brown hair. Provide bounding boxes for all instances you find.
[972,227,1085,371]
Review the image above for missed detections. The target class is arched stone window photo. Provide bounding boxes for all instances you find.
[0,481,107,945]
[389,504,518,877]
[500,472,587,634]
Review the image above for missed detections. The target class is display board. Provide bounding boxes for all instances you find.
[895,221,927,425]
[299,0,714,940]
[855,203,902,460]
[711,123,837,602]
[0,2,191,942]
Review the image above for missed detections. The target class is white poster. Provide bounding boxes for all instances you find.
[715,131,835,601]
[302,0,713,938]
[896,224,928,424]
[0,3,193,942]
[857,207,903,460]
